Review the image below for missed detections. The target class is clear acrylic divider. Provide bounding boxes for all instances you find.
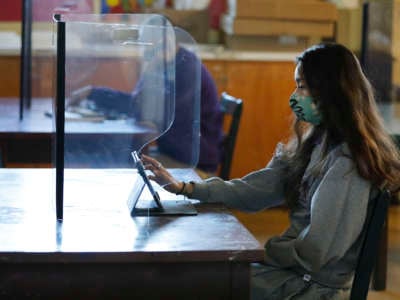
[27,1,93,105]
[127,26,200,216]
[55,14,201,218]
[61,14,176,168]
[146,26,201,185]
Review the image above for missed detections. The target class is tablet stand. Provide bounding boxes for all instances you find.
[127,151,197,216]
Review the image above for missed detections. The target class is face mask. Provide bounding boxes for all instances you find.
[289,93,322,125]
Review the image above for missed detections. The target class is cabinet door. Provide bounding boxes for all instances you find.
[31,56,140,98]
[0,56,20,97]
[203,60,227,95]
[224,60,295,178]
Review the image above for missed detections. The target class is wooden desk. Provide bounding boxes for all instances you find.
[0,98,52,166]
[0,98,156,167]
[0,168,264,299]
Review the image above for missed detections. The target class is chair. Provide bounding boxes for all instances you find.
[392,134,400,149]
[350,189,390,300]
[218,92,243,180]
[391,134,400,205]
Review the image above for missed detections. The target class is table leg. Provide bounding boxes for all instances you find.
[231,263,251,299]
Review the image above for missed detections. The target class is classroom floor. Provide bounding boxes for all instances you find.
[233,204,400,299]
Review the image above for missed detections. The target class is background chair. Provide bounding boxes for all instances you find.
[350,189,390,299]
[364,135,399,291]
[218,92,243,180]
[391,134,400,205]
[392,134,400,148]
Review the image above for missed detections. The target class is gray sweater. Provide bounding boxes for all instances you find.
[190,142,372,289]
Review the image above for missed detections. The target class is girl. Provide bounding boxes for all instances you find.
[142,43,400,299]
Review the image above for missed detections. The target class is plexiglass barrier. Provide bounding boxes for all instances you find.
[60,14,176,168]
[146,26,201,173]
[58,15,200,171]
[21,0,94,114]
[54,14,201,218]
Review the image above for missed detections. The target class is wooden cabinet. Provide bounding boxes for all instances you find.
[1,55,140,98]
[32,56,139,97]
[204,59,295,178]
[0,56,20,97]
[205,60,228,94]
[31,56,55,97]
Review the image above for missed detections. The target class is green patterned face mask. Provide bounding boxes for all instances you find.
[289,93,322,125]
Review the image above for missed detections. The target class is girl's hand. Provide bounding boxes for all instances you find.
[141,154,183,194]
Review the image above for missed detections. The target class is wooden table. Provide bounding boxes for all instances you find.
[0,98,53,166]
[0,168,264,299]
[0,98,156,167]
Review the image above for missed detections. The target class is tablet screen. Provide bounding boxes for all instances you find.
[131,151,162,209]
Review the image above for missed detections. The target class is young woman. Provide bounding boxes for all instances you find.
[141,43,400,299]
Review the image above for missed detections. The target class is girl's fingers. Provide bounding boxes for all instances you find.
[141,154,157,165]
[140,154,179,190]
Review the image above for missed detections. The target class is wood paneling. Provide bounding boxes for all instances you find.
[30,56,139,97]
[0,56,140,98]
[0,56,20,97]
[204,60,227,94]
[205,59,295,178]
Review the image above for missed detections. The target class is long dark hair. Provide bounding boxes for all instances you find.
[284,43,400,208]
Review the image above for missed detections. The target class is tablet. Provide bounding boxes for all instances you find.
[129,151,197,216]
[131,151,163,210]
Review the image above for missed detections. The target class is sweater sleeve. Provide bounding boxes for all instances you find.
[190,144,288,211]
[264,156,371,272]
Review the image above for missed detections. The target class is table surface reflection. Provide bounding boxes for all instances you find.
[0,98,156,135]
[0,168,263,263]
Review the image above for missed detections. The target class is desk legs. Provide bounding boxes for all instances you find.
[231,262,251,299]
